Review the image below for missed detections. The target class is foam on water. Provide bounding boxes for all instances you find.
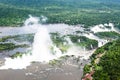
[83,33,109,47]
[91,23,118,33]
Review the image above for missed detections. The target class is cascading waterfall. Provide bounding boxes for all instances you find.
[0,16,62,69]
[31,26,62,62]
[0,15,118,69]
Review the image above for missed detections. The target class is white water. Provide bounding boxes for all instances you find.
[83,33,109,47]
[0,15,119,69]
[91,23,118,33]
[89,23,120,47]
[0,16,82,69]
[0,16,61,69]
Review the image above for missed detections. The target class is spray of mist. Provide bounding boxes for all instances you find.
[0,15,52,69]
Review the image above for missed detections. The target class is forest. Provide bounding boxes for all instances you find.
[0,0,120,79]
[0,0,120,28]
[83,40,120,80]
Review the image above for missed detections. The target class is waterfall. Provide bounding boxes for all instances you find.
[31,27,61,62]
[0,15,65,69]
[0,15,102,69]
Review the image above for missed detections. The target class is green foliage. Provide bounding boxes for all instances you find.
[50,33,70,53]
[84,64,92,74]
[91,41,113,59]
[0,43,29,51]
[10,52,23,59]
[0,34,34,43]
[50,33,65,46]
[93,64,102,71]
[0,0,120,27]
[115,23,120,29]
[95,31,120,39]
[51,33,98,50]
[49,59,61,66]
[93,71,110,80]
[69,35,98,50]
[13,34,34,42]
[59,44,69,53]
[88,40,120,80]
[0,43,16,51]
[0,36,15,42]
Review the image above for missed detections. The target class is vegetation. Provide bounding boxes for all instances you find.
[0,0,120,27]
[12,34,34,43]
[51,33,98,51]
[49,55,74,66]
[0,43,29,51]
[49,59,61,66]
[94,31,120,39]
[10,52,23,59]
[50,33,65,46]
[69,35,98,50]
[0,43,16,51]
[0,36,15,42]
[50,33,70,53]
[83,40,120,80]
[0,34,33,51]
[0,34,34,42]
[84,64,92,74]
[10,50,32,59]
